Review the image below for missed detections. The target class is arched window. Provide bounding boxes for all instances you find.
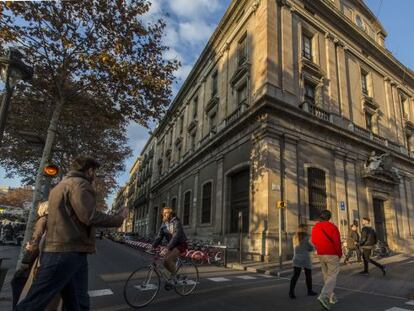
[201,182,212,224]
[308,167,327,220]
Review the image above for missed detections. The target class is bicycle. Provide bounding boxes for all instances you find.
[123,247,199,308]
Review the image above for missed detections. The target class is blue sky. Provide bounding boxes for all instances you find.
[1,0,413,207]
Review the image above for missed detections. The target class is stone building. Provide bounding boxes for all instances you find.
[123,0,414,261]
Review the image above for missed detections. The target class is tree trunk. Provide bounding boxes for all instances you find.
[16,97,65,270]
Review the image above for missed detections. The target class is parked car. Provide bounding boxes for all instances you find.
[124,232,139,242]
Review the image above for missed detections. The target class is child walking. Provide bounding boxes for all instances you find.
[289,224,318,299]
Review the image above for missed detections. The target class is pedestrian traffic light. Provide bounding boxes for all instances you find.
[277,201,286,209]
[43,164,59,177]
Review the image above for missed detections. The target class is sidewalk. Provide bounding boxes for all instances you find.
[0,246,19,311]
[227,252,412,276]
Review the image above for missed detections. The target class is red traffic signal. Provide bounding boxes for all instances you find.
[43,164,59,177]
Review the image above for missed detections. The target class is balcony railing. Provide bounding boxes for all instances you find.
[299,101,413,158]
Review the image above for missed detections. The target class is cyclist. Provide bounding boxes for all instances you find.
[152,206,187,286]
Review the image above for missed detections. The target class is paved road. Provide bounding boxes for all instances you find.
[87,240,414,311]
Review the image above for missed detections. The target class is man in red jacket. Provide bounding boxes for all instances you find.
[311,210,342,310]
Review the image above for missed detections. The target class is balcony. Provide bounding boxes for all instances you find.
[205,96,219,117]
[299,102,413,159]
[187,119,198,135]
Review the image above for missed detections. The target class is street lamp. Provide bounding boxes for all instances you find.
[0,48,34,145]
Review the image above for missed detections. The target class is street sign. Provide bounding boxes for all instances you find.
[339,201,346,211]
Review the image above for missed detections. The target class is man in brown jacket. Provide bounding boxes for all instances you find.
[17,156,127,311]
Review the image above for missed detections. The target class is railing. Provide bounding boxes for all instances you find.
[225,105,243,127]
[299,102,410,157]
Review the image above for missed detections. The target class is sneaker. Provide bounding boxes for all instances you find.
[308,290,318,296]
[382,266,387,276]
[317,296,331,310]
[329,295,338,304]
[358,271,369,275]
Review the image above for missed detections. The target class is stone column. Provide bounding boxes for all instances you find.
[345,157,359,227]
[325,33,340,114]
[284,136,299,234]
[177,182,182,220]
[280,2,294,95]
[215,155,224,239]
[334,152,347,237]
[390,82,405,145]
[251,133,281,262]
[192,172,199,235]
[335,41,350,119]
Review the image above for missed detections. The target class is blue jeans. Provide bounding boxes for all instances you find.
[16,252,89,311]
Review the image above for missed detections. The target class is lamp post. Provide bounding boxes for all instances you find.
[0,48,34,145]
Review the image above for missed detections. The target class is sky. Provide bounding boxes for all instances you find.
[1,0,413,207]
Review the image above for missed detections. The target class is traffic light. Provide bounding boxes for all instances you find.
[43,164,59,177]
[277,200,286,209]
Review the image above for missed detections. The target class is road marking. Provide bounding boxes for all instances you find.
[207,277,231,282]
[400,260,414,265]
[236,275,257,280]
[257,274,274,278]
[406,301,414,305]
[88,289,113,297]
[384,308,412,311]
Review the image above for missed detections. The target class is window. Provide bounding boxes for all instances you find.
[171,197,177,211]
[361,71,369,96]
[238,34,247,65]
[304,81,316,105]
[209,115,217,132]
[237,83,248,106]
[212,71,218,97]
[179,115,184,134]
[365,111,373,131]
[308,167,327,221]
[355,15,365,30]
[190,133,196,151]
[302,33,313,61]
[193,96,198,118]
[201,182,212,223]
[158,161,162,175]
[407,134,412,153]
[183,191,191,226]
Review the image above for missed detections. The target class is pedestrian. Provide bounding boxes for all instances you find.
[16,156,128,311]
[311,210,342,310]
[152,206,188,289]
[12,201,62,310]
[358,217,386,276]
[343,224,362,264]
[289,224,318,299]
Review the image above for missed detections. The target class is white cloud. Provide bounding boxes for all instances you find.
[163,25,180,49]
[169,0,222,18]
[178,21,214,45]
[164,48,184,62]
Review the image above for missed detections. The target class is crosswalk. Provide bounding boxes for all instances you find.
[385,301,414,311]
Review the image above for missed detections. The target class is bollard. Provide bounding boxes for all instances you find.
[0,257,10,294]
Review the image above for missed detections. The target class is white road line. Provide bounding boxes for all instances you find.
[88,289,114,297]
[207,277,231,282]
[257,274,274,278]
[235,275,257,280]
[384,308,412,311]
[400,260,414,265]
[406,301,414,305]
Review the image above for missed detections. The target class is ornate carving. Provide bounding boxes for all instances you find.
[251,0,260,12]
[363,151,399,185]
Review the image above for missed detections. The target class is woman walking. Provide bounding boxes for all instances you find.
[289,224,318,299]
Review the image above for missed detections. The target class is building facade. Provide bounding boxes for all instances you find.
[122,0,414,261]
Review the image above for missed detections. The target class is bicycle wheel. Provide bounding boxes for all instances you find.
[123,266,160,308]
[213,251,224,266]
[174,259,199,296]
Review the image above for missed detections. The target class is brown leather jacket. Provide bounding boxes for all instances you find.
[44,171,123,253]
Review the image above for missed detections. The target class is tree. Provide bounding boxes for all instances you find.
[0,0,179,267]
[0,187,33,208]
[0,88,132,202]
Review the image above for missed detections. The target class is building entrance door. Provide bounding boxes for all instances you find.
[373,198,387,243]
[229,169,250,233]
